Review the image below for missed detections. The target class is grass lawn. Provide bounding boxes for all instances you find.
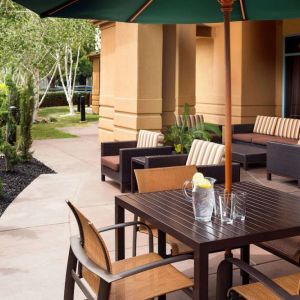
[32,106,99,140]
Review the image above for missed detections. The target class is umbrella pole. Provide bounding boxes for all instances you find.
[218,1,234,292]
[219,0,234,194]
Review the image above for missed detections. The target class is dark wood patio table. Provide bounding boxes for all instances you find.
[115,181,300,300]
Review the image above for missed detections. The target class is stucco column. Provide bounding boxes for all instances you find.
[114,23,163,140]
[99,22,116,142]
[162,25,196,127]
[89,53,100,114]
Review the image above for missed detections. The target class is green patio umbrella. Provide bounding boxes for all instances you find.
[12,0,300,192]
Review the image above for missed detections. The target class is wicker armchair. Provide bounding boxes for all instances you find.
[101,130,172,192]
[64,201,194,300]
[131,139,240,191]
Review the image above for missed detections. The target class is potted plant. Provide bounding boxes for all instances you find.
[164,104,221,153]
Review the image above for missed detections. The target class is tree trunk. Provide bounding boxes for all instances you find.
[68,101,75,115]
[32,69,40,122]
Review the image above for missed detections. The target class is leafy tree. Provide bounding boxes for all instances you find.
[18,76,35,161]
[0,0,96,118]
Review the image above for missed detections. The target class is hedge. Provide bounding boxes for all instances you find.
[39,91,91,108]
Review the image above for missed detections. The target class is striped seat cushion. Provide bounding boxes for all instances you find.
[186,139,224,166]
[253,116,278,135]
[274,118,300,139]
[137,130,164,148]
[175,114,204,128]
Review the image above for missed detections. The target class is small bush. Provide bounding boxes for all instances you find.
[5,74,20,124]
[0,142,20,171]
[39,91,90,108]
[0,83,8,110]
[18,76,35,161]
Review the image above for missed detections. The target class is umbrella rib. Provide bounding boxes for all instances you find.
[239,0,247,20]
[40,0,80,17]
[128,0,154,22]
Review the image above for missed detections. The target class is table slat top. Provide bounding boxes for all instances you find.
[115,182,300,251]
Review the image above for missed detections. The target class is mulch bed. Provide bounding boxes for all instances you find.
[0,158,55,217]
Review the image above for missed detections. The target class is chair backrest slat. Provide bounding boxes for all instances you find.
[135,165,197,193]
[67,201,112,273]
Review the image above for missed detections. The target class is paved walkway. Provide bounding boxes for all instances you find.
[0,123,299,299]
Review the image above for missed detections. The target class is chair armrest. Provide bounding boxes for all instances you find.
[101,140,137,156]
[144,154,188,168]
[223,258,299,300]
[232,124,254,134]
[113,253,193,281]
[70,235,193,284]
[119,146,173,184]
[197,163,240,184]
[98,221,153,253]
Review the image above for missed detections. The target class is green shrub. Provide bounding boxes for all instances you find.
[0,142,20,171]
[0,83,8,110]
[39,91,90,108]
[18,76,35,161]
[5,74,20,124]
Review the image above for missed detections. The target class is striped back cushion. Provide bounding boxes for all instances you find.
[274,118,300,139]
[186,140,224,166]
[137,130,164,148]
[253,116,278,135]
[175,114,204,128]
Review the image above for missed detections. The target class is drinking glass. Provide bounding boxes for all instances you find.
[215,192,235,224]
[233,191,247,221]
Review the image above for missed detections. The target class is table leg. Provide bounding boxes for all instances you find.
[158,229,166,258]
[158,230,167,300]
[115,202,125,261]
[194,248,209,300]
[240,245,250,284]
[216,250,233,300]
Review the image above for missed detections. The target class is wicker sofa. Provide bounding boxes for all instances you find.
[101,130,172,192]
[232,115,300,147]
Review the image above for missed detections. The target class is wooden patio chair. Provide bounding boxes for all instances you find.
[217,257,300,300]
[64,201,193,300]
[133,165,197,256]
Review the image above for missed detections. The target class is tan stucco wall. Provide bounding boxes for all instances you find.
[241,21,277,122]
[99,23,116,142]
[98,22,163,142]
[196,21,277,125]
[162,25,196,128]
[90,54,100,114]
[95,19,300,142]
[196,23,242,125]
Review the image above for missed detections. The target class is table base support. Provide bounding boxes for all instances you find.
[216,251,233,300]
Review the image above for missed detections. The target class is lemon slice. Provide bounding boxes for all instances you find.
[192,172,204,183]
[197,178,212,189]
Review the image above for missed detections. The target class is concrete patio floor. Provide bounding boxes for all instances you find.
[0,122,300,299]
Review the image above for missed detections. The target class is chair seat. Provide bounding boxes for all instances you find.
[139,227,193,255]
[231,272,300,299]
[101,155,120,171]
[260,237,300,264]
[84,253,193,300]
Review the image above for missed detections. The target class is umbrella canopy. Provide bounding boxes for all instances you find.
[12,0,300,192]
[12,0,300,23]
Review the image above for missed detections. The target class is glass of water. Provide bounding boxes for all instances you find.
[233,191,247,221]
